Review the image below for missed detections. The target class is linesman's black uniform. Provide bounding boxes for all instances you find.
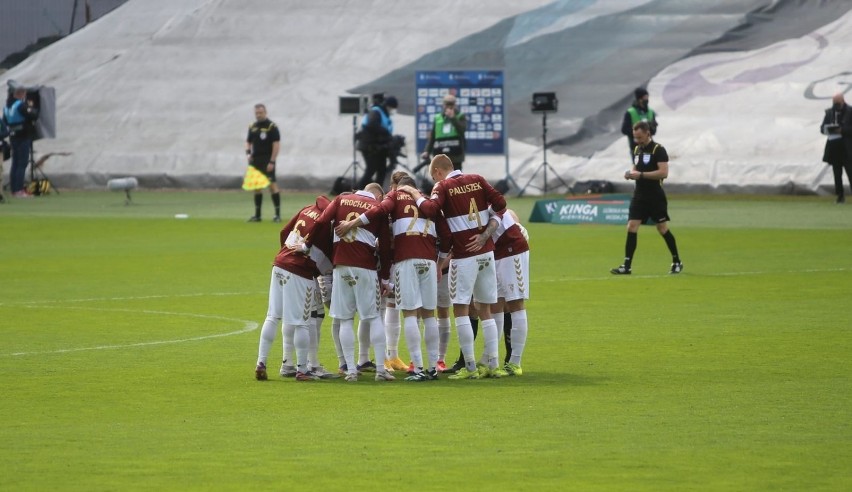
[246,118,281,221]
[247,119,280,179]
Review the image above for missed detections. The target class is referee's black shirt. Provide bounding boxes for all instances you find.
[632,140,668,199]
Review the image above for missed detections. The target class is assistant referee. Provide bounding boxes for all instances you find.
[245,103,281,222]
[611,121,682,275]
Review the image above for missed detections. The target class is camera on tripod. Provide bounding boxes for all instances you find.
[388,134,406,161]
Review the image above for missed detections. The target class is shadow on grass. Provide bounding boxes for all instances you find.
[253,371,609,388]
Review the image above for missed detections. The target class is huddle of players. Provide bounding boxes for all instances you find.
[254,153,531,382]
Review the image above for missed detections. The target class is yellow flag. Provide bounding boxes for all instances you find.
[242,166,270,191]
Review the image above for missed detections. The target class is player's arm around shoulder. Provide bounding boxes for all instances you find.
[401,184,442,219]
[305,199,339,247]
[278,212,301,247]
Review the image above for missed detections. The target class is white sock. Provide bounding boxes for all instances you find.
[257,316,279,365]
[493,311,505,363]
[281,323,295,367]
[293,324,310,374]
[494,311,505,343]
[437,317,451,361]
[455,316,476,371]
[423,316,439,371]
[369,317,387,370]
[481,318,499,369]
[331,318,345,368]
[338,319,356,375]
[509,310,528,365]
[358,319,371,365]
[403,315,423,370]
[384,307,401,359]
[308,316,320,368]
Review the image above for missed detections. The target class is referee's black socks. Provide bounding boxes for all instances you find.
[503,311,512,364]
[662,230,680,262]
[253,193,263,218]
[272,192,281,217]
[624,231,638,269]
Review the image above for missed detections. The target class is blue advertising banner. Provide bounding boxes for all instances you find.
[415,70,505,155]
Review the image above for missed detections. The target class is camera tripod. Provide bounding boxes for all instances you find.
[28,143,60,195]
[519,112,570,196]
[336,115,364,191]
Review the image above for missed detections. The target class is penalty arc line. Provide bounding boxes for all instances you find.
[2,306,259,357]
[0,291,262,308]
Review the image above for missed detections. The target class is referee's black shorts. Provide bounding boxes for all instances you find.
[628,195,670,223]
[249,155,276,181]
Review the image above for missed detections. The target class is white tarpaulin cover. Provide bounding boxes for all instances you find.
[4,0,851,194]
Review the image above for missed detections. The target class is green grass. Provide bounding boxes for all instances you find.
[1,190,851,491]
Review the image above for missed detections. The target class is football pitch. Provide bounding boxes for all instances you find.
[1,190,850,491]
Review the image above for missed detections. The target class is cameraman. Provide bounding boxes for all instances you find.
[3,86,39,198]
[0,112,8,202]
[356,95,398,189]
[420,94,467,171]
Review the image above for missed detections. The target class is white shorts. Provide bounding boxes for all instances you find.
[448,251,498,306]
[437,269,451,309]
[266,266,286,319]
[393,258,438,311]
[495,251,530,302]
[281,271,316,326]
[330,265,381,320]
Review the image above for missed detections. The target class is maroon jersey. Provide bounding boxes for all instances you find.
[273,196,333,280]
[306,190,392,280]
[362,189,452,263]
[491,212,530,260]
[416,171,506,259]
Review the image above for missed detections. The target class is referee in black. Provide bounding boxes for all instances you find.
[611,121,683,275]
[245,103,281,222]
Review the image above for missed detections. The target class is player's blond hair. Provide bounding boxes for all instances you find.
[429,154,454,175]
[364,182,384,200]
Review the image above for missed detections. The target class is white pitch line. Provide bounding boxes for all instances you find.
[1,306,259,357]
[0,291,262,307]
[532,266,851,282]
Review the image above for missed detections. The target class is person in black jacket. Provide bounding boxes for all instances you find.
[356,95,398,189]
[824,93,852,204]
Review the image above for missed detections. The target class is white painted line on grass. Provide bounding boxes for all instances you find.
[0,291,262,307]
[533,266,851,282]
[2,306,258,357]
